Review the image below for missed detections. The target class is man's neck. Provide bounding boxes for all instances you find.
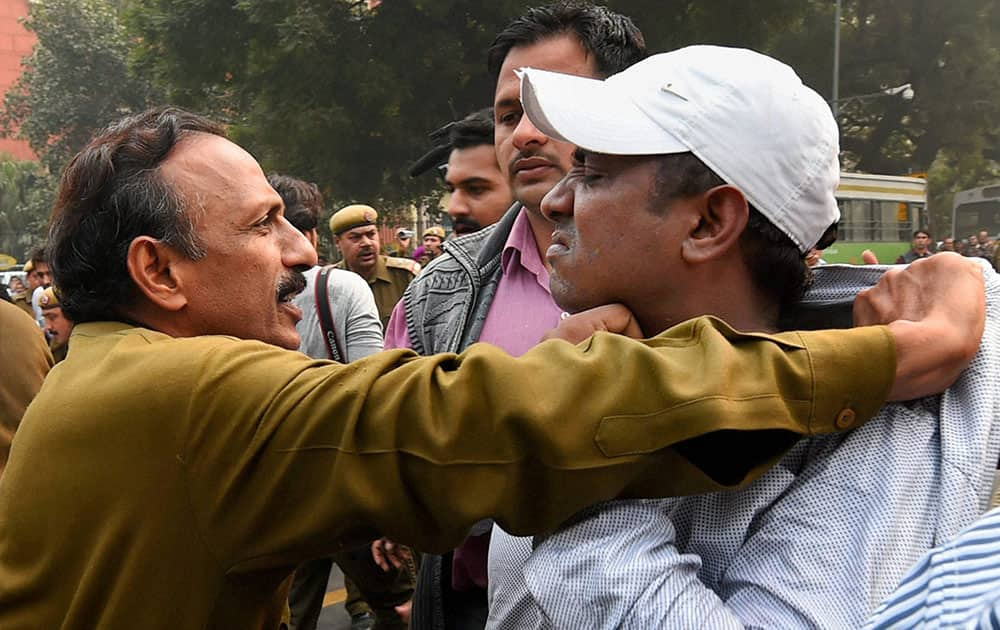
[638,267,780,337]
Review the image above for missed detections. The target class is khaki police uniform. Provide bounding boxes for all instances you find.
[0,301,53,475]
[10,292,33,319]
[12,262,34,318]
[336,255,418,328]
[0,316,894,629]
[330,204,420,328]
[38,287,69,363]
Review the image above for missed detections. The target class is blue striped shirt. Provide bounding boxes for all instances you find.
[867,506,1000,629]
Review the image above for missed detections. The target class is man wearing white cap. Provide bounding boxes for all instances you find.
[484,46,1000,629]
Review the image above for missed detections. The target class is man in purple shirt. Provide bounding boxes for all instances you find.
[382,4,647,629]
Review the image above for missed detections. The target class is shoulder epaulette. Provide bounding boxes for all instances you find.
[384,256,420,275]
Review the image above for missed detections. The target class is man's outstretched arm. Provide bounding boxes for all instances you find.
[181,255,983,563]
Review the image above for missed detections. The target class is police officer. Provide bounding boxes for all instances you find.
[384,228,415,258]
[330,204,419,328]
[38,287,74,363]
[421,226,445,260]
[9,263,34,319]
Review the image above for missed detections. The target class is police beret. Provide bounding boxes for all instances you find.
[423,226,446,240]
[330,204,379,235]
[23,260,34,273]
[38,286,61,310]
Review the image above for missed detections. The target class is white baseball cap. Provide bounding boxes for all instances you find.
[519,45,840,253]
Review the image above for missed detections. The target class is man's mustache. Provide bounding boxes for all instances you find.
[276,269,307,302]
[452,216,484,235]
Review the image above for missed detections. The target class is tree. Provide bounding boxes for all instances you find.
[0,0,160,179]
[127,0,538,210]
[0,156,51,262]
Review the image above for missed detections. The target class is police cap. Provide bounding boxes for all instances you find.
[330,204,379,236]
[423,226,446,240]
[38,286,61,310]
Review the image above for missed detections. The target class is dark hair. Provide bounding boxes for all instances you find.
[449,108,495,151]
[487,1,646,82]
[47,107,222,323]
[914,229,930,239]
[651,153,826,309]
[267,174,323,234]
[27,245,47,267]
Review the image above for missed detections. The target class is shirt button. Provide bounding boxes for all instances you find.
[835,408,857,429]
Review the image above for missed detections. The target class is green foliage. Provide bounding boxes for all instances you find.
[0,157,53,262]
[0,0,160,177]
[3,0,998,233]
[127,0,537,210]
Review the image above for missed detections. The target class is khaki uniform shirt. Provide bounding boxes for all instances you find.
[0,301,53,475]
[0,317,894,629]
[338,255,419,328]
[10,293,33,320]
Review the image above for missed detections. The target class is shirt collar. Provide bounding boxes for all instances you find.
[500,208,552,293]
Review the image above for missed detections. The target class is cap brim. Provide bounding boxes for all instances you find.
[520,67,688,156]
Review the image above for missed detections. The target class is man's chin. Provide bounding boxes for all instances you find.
[512,181,557,212]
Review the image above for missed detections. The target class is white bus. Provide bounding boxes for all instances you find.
[823,172,927,264]
[952,183,1000,242]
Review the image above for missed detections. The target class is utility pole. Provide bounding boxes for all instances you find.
[832,0,841,117]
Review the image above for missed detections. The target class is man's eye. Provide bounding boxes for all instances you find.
[499,111,521,125]
[253,214,277,230]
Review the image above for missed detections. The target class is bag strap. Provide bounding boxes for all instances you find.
[315,266,346,363]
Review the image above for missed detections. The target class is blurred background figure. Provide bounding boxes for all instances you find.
[24,247,52,328]
[384,228,415,258]
[444,108,513,236]
[7,276,32,317]
[330,204,420,329]
[896,229,933,263]
[412,245,430,268]
[971,229,996,261]
[421,226,445,260]
[38,286,73,363]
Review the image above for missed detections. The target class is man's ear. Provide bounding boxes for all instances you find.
[681,185,750,264]
[126,236,188,312]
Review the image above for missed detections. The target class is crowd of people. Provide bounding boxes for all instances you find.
[0,3,998,630]
[895,228,999,269]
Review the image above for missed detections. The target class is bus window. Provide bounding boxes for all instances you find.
[955,200,1000,239]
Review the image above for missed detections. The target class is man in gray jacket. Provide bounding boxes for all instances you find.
[383,4,648,629]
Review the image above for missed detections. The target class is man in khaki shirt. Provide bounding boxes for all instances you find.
[0,107,983,630]
[331,204,420,328]
[0,300,52,475]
